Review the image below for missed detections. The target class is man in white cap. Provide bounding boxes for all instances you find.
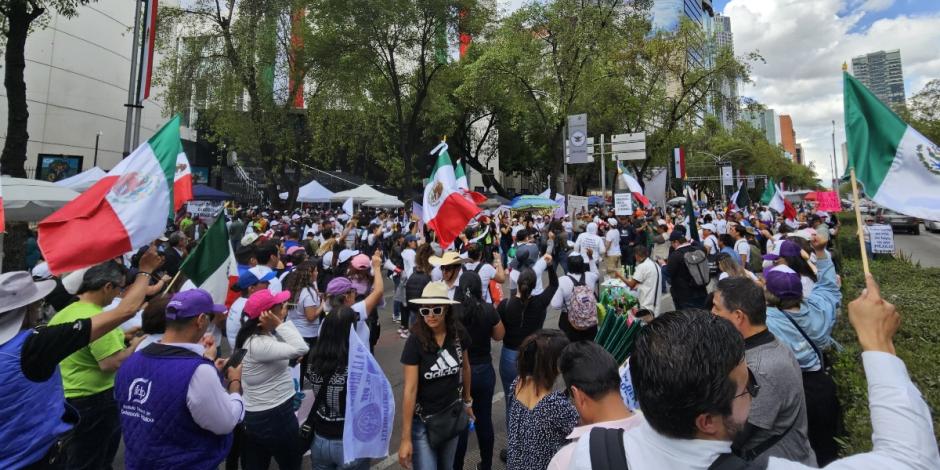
[0,246,162,469]
[604,218,622,277]
[701,223,719,256]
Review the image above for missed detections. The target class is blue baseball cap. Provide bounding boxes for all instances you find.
[166,289,227,319]
[235,267,275,290]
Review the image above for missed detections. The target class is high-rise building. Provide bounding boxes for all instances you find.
[742,109,780,146]
[795,143,804,166]
[779,115,796,161]
[714,14,733,53]
[851,50,906,107]
[650,0,715,67]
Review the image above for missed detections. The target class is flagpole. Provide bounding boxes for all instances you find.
[849,168,870,275]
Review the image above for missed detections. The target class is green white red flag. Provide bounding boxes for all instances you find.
[423,144,480,247]
[844,71,940,220]
[39,116,186,274]
[179,214,237,305]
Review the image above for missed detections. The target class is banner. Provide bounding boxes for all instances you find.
[868,224,895,254]
[187,200,223,223]
[618,363,640,411]
[721,165,734,186]
[614,192,633,216]
[816,191,842,212]
[567,114,589,164]
[567,195,589,215]
[343,325,395,462]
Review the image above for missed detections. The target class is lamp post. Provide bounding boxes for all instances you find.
[696,148,744,204]
[93,131,102,167]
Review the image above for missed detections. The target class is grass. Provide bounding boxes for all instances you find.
[830,214,940,454]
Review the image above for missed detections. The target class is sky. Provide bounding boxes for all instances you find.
[498,0,940,187]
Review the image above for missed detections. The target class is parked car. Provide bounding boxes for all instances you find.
[875,208,920,235]
[925,220,940,233]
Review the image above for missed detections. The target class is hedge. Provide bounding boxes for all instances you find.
[831,214,940,455]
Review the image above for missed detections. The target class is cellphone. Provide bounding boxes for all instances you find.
[223,348,247,372]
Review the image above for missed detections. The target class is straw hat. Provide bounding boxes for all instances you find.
[410,282,460,305]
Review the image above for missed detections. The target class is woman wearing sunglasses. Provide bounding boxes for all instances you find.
[399,282,474,470]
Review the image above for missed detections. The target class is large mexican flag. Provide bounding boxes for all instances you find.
[179,214,237,304]
[423,146,480,248]
[39,116,188,274]
[844,72,940,220]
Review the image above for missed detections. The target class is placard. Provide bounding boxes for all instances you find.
[187,200,224,222]
[816,191,841,212]
[868,224,895,254]
[614,192,633,216]
[618,363,640,411]
[567,195,589,215]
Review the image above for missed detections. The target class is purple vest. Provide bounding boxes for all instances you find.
[115,344,232,470]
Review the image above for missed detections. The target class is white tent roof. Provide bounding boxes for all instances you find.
[3,176,80,222]
[363,197,404,208]
[54,167,106,193]
[330,184,394,203]
[278,179,335,203]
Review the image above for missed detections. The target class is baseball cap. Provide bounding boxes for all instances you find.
[240,233,259,246]
[286,246,305,256]
[166,289,227,320]
[405,234,418,243]
[763,240,802,261]
[350,254,371,270]
[669,231,686,242]
[764,265,802,301]
[243,289,291,320]
[701,223,716,232]
[235,266,276,290]
[337,249,360,264]
[326,277,355,297]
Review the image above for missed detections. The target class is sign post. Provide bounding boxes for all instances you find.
[567,114,589,164]
[611,133,646,161]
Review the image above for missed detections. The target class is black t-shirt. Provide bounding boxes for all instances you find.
[400,329,471,415]
[20,318,93,382]
[665,244,708,300]
[461,302,500,365]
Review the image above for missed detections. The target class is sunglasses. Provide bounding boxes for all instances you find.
[419,306,446,317]
[734,368,760,400]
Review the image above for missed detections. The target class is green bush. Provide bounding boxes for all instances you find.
[831,214,940,455]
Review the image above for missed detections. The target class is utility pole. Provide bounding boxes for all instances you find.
[93,131,102,167]
[599,134,606,199]
[123,0,143,156]
[831,120,839,195]
[697,149,743,206]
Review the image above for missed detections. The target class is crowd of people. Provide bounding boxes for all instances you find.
[1,199,937,470]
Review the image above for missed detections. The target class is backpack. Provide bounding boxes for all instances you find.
[748,244,762,273]
[683,248,710,287]
[588,428,765,470]
[566,274,598,330]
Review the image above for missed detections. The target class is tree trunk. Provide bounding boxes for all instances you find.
[1,4,36,178]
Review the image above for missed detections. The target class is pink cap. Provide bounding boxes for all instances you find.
[286,246,305,256]
[243,289,291,319]
[350,254,370,270]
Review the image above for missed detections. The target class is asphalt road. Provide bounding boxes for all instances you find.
[891,224,940,268]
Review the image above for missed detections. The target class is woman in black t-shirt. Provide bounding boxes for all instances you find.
[399,282,474,470]
[453,273,504,470]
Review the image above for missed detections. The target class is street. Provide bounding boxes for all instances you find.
[892,224,940,268]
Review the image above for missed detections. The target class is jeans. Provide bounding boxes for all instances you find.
[454,363,497,470]
[63,388,120,470]
[411,417,459,470]
[310,434,369,470]
[498,347,519,428]
[241,398,301,470]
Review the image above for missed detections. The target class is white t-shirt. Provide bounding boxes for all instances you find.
[508,257,548,296]
[734,238,751,264]
[286,287,321,338]
[605,229,622,257]
[226,297,248,348]
[255,266,283,294]
[702,235,719,256]
[550,272,599,310]
[632,258,662,314]
[464,261,498,302]
[715,219,728,234]
[574,233,605,273]
[402,248,417,278]
[801,275,815,300]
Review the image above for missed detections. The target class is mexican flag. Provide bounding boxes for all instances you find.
[767,182,797,220]
[760,178,776,205]
[731,180,750,210]
[179,214,238,304]
[423,145,480,248]
[844,71,940,220]
[174,152,194,212]
[454,158,487,204]
[39,116,184,274]
[617,163,651,207]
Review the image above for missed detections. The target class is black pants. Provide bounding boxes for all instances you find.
[63,388,121,470]
[558,311,599,342]
[802,369,843,466]
[241,398,301,470]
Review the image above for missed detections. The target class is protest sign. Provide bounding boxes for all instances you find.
[868,224,895,254]
[344,325,394,462]
[187,201,224,222]
[568,195,589,215]
[618,363,640,411]
[614,192,633,216]
[816,191,841,212]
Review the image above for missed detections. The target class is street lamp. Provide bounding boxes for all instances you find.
[696,148,744,204]
[93,131,103,167]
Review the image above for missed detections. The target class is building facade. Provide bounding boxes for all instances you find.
[742,109,781,147]
[851,49,906,107]
[779,115,796,161]
[650,0,715,67]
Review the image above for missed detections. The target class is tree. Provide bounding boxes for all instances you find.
[1,0,93,177]
[899,78,940,145]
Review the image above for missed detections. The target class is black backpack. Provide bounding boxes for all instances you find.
[588,427,765,470]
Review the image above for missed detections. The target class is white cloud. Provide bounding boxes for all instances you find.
[725,0,940,186]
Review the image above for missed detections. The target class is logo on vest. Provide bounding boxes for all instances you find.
[129,378,152,405]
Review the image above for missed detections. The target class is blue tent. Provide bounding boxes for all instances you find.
[192,184,233,201]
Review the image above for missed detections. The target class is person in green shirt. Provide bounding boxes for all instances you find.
[49,261,151,470]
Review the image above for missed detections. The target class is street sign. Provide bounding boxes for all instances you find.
[567,114,589,164]
[611,132,646,161]
[614,192,633,216]
[721,165,734,186]
[565,137,594,163]
[747,175,755,189]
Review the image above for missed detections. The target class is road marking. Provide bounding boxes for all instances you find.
[375,391,506,469]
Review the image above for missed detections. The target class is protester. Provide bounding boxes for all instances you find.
[462,242,506,303]
[717,252,759,282]
[712,278,815,466]
[454,273,505,470]
[547,341,639,470]
[322,251,384,349]
[399,282,474,470]
[662,231,708,309]
[115,288,243,470]
[732,224,751,267]
[236,288,309,469]
[403,243,435,337]
[506,330,578,470]
[573,222,605,275]
[549,254,599,341]
[347,253,383,351]
[603,218,622,276]
[620,245,663,316]
[227,267,275,348]
[254,242,284,293]
[283,260,323,353]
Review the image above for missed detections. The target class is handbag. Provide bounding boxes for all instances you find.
[419,398,469,449]
[298,371,333,452]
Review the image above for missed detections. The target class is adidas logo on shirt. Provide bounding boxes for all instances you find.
[424,349,461,379]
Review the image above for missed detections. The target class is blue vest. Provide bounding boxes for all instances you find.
[115,344,232,470]
[0,330,73,469]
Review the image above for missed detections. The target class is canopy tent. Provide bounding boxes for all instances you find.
[278,179,335,203]
[330,184,394,203]
[362,197,404,208]
[509,195,560,211]
[667,196,687,206]
[192,184,233,201]
[3,176,79,222]
[53,167,106,193]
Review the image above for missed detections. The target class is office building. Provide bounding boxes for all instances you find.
[650,0,715,67]
[714,14,733,53]
[743,109,781,147]
[795,143,804,166]
[851,49,906,107]
[779,115,796,161]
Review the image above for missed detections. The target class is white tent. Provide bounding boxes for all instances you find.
[363,197,404,208]
[330,184,394,203]
[2,176,80,222]
[54,167,106,193]
[278,179,335,203]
